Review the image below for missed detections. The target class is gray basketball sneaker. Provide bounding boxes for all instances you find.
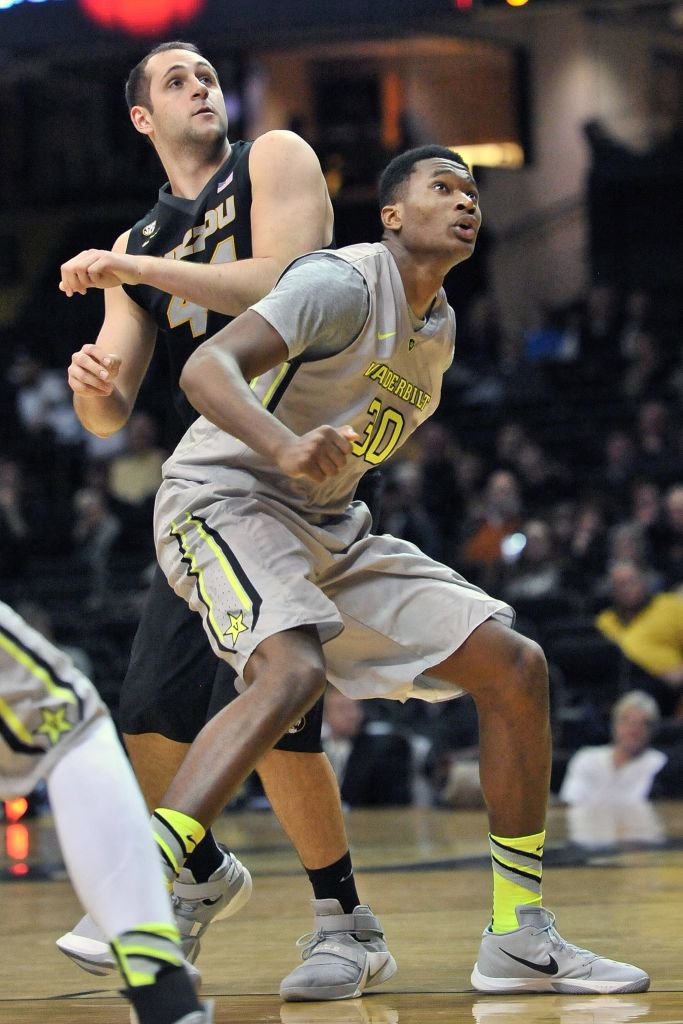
[279,899,397,1002]
[471,905,650,994]
[56,850,252,974]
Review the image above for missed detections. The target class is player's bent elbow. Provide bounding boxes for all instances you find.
[179,349,213,410]
[179,352,202,397]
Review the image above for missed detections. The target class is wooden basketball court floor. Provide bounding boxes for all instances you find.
[2,801,682,1023]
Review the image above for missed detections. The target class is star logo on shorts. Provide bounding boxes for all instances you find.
[35,706,73,745]
[224,611,248,645]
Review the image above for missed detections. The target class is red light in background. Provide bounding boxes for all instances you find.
[453,0,473,7]
[4,798,28,823]
[6,822,30,865]
[79,0,205,36]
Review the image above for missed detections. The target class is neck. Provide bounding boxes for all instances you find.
[612,746,640,769]
[160,139,231,200]
[382,237,450,319]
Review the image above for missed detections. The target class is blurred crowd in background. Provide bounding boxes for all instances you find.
[1,57,683,831]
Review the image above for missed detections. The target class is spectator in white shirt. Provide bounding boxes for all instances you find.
[560,690,667,848]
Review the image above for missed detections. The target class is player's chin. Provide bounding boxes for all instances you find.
[451,241,476,264]
[190,121,225,143]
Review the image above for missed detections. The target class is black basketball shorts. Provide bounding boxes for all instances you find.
[117,563,323,752]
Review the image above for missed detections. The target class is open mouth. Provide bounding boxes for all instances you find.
[453,220,477,242]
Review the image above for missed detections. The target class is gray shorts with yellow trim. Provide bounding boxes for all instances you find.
[154,482,514,703]
[0,601,107,797]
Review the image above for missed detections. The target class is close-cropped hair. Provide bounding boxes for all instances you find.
[125,40,202,111]
[378,145,470,209]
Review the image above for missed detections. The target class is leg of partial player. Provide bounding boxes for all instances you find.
[47,715,211,1023]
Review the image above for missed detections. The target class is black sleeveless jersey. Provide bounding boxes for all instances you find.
[123,140,253,428]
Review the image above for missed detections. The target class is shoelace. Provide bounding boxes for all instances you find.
[295,924,382,960]
[541,922,597,964]
[295,928,328,959]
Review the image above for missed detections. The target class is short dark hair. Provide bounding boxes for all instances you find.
[125,40,202,111]
[378,145,470,209]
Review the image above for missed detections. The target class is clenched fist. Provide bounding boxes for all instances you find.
[68,344,122,396]
[275,425,360,483]
[60,249,143,296]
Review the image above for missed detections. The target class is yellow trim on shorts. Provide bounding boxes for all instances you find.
[171,519,225,642]
[171,513,253,648]
[0,632,77,704]
[185,512,252,613]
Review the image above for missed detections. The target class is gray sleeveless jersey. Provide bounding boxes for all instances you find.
[162,242,456,519]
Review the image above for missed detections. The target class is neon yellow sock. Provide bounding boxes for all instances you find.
[152,808,206,887]
[489,831,544,933]
[111,922,183,987]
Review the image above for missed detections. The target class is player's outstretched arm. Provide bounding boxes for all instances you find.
[68,232,157,437]
[62,132,333,317]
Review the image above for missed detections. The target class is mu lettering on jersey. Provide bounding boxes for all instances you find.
[123,141,254,427]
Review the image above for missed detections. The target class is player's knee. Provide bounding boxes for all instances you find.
[505,634,549,706]
[284,661,327,718]
[247,650,326,721]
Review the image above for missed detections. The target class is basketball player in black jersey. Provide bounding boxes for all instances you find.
[58,42,394,1000]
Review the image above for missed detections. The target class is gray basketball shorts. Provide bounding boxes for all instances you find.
[0,601,108,797]
[155,481,514,703]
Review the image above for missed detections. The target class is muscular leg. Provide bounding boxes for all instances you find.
[160,626,327,828]
[257,750,349,868]
[427,618,551,836]
[124,734,190,811]
[125,736,349,869]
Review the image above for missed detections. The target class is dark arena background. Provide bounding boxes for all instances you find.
[1,2,683,1022]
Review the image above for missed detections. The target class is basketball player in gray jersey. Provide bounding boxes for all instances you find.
[0,600,211,1023]
[151,145,648,998]
[58,41,394,1000]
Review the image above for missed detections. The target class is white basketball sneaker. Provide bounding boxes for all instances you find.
[56,850,252,974]
[471,905,650,994]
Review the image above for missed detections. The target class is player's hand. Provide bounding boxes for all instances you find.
[68,344,122,396]
[276,425,360,482]
[59,249,143,295]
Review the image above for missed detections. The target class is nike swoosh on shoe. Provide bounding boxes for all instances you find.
[501,950,559,975]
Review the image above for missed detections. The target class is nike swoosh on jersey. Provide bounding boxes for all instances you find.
[377,330,396,340]
[501,949,559,975]
[142,232,160,247]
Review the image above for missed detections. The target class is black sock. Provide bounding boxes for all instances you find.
[183,829,225,882]
[125,965,200,1024]
[305,851,360,914]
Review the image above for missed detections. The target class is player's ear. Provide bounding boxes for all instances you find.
[381,203,402,232]
[130,104,153,137]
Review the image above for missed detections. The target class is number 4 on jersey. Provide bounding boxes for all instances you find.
[166,235,236,338]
